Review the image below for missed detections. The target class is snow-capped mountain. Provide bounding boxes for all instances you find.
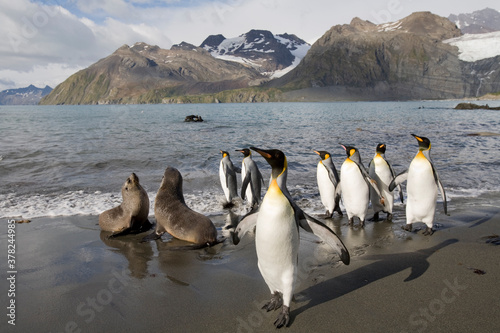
[0,84,52,105]
[448,8,500,34]
[200,29,310,78]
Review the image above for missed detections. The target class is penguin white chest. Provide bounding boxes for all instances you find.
[340,160,369,218]
[256,181,298,294]
[407,153,438,224]
[317,162,335,210]
[370,155,394,212]
[219,160,230,199]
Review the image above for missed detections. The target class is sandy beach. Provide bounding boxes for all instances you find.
[2,194,499,333]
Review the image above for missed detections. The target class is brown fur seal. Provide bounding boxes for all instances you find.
[99,173,151,237]
[142,167,218,247]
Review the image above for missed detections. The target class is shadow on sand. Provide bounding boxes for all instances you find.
[291,238,459,322]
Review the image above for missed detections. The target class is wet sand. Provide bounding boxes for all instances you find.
[2,197,499,333]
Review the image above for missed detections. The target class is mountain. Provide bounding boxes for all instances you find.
[0,85,52,105]
[448,8,500,34]
[268,12,500,100]
[40,42,264,105]
[40,11,500,105]
[200,30,310,78]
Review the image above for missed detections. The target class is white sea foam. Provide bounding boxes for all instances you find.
[1,184,497,220]
[0,190,249,220]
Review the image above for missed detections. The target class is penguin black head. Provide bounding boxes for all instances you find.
[220,150,230,158]
[236,148,251,157]
[411,134,431,151]
[250,147,286,179]
[314,150,331,160]
[340,145,357,158]
[376,143,386,154]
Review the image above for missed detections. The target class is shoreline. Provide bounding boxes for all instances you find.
[2,193,499,332]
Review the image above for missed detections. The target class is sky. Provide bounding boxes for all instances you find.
[0,0,499,91]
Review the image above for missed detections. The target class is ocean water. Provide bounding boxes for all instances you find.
[1,101,500,220]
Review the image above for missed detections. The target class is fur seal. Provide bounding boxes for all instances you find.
[99,173,151,237]
[143,167,218,247]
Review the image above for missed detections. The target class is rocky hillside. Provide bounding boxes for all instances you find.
[40,42,264,105]
[0,85,52,105]
[40,11,500,104]
[269,12,500,100]
[449,8,500,34]
[200,30,310,77]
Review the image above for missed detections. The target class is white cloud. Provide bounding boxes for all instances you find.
[0,63,85,91]
[0,0,499,91]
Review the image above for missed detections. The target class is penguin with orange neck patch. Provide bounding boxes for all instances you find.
[337,145,385,227]
[219,150,240,208]
[314,150,342,218]
[390,134,447,235]
[232,147,349,329]
[368,143,403,221]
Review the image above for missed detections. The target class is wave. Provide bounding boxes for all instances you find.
[2,185,498,220]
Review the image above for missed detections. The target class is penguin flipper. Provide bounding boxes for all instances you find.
[231,209,258,245]
[386,160,404,203]
[356,161,385,205]
[389,170,408,191]
[241,173,251,200]
[298,212,350,265]
[234,165,242,173]
[324,161,339,187]
[432,168,448,215]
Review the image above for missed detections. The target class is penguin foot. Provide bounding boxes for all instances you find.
[368,213,380,222]
[335,208,344,216]
[348,218,354,227]
[262,292,282,312]
[360,220,365,228]
[222,201,235,209]
[402,224,412,232]
[274,305,290,329]
[423,227,434,236]
[387,213,393,222]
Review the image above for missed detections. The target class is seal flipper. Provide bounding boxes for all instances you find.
[136,219,153,233]
[108,227,132,239]
[107,216,135,238]
[141,230,164,242]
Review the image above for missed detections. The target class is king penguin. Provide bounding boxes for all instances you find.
[337,145,385,227]
[314,150,342,218]
[389,134,447,235]
[219,150,240,208]
[236,148,265,208]
[232,147,349,329]
[368,143,404,221]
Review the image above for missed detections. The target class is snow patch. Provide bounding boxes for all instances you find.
[444,31,500,62]
[378,20,404,32]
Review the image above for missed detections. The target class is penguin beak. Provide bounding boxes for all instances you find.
[411,134,423,142]
[313,150,321,156]
[250,147,272,159]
